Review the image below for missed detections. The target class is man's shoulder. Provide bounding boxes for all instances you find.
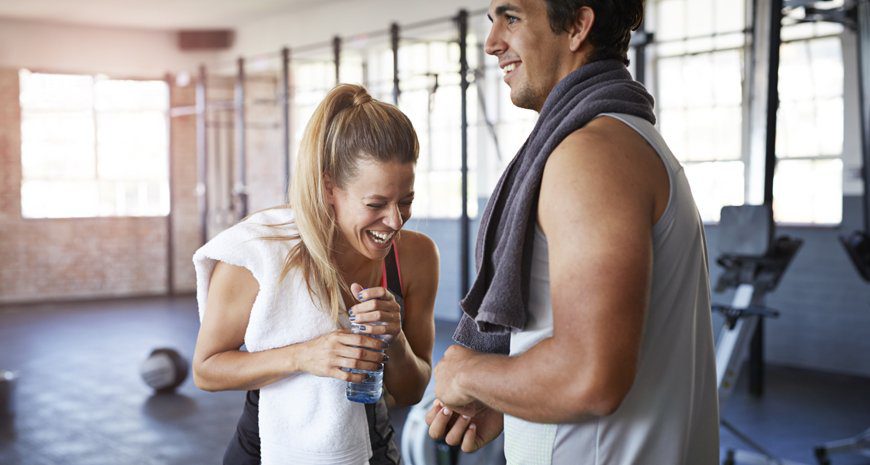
[553,116,647,159]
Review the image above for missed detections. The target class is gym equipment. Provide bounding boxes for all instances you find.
[814,428,870,464]
[139,348,189,393]
[799,2,870,462]
[713,204,806,465]
[0,371,16,416]
[839,231,870,281]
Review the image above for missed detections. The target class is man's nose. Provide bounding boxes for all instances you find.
[484,26,504,56]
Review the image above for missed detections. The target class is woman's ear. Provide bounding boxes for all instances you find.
[569,6,595,53]
[323,173,336,205]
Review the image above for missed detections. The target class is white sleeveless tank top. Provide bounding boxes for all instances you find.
[503,113,720,465]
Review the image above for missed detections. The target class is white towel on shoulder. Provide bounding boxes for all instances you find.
[193,208,371,465]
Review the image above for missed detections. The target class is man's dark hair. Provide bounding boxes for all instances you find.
[544,0,644,65]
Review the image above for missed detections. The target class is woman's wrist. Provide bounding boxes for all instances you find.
[281,342,305,375]
[385,329,409,358]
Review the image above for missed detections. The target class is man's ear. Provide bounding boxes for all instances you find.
[568,6,595,53]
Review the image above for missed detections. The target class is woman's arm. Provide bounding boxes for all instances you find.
[380,231,439,406]
[192,261,387,392]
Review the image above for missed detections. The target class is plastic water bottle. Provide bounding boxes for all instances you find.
[345,322,386,404]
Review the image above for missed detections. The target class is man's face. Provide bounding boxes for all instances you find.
[485,0,574,112]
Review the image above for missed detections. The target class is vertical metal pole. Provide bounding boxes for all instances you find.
[165,74,175,295]
[391,22,401,105]
[282,47,292,201]
[333,35,342,85]
[746,0,783,207]
[745,0,783,396]
[632,21,652,85]
[196,64,208,245]
[856,1,870,234]
[235,57,248,220]
[761,0,783,208]
[749,317,765,396]
[458,9,470,299]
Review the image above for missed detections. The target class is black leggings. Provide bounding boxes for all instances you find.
[222,390,401,465]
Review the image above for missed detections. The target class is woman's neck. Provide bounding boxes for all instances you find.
[332,237,381,288]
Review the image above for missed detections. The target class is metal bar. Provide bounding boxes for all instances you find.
[745,0,783,205]
[333,35,342,85]
[196,64,209,245]
[282,47,292,201]
[458,9,470,300]
[164,74,175,295]
[857,0,870,233]
[715,284,756,406]
[765,0,784,207]
[749,316,765,396]
[651,28,751,45]
[235,57,249,220]
[391,22,401,105]
[632,21,652,84]
[169,106,198,117]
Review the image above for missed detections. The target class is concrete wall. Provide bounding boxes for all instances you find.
[0,17,214,78]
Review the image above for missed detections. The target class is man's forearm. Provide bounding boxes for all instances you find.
[456,339,608,423]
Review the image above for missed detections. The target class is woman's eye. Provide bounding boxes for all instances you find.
[367,204,386,209]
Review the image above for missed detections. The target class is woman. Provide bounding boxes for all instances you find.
[192,84,438,465]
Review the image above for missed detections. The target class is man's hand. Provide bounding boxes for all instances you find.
[433,344,479,408]
[425,399,504,453]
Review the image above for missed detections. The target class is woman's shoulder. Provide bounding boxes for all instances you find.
[395,229,439,280]
[242,207,296,232]
[194,207,297,275]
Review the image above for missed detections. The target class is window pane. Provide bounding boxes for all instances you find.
[95,79,168,111]
[773,159,842,224]
[683,161,745,222]
[656,0,686,42]
[97,111,168,180]
[97,180,169,216]
[20,111,95,179]
[19,71,93,110]
[19,72,170,218]
[21,180,99,218]
[777,97,843,158]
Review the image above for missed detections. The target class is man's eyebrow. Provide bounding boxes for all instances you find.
[487,3,521,22]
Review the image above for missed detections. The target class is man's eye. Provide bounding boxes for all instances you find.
[506,14,519,25]
[367,204,386,209]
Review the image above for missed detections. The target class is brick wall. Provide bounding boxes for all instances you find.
[169,82,200,293]
[0,69,201,303]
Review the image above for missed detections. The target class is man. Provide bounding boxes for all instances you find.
[426,1,720,464]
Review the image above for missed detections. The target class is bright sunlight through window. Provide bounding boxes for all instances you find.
[19,70,169,218]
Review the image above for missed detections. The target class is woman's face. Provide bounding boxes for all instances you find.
[328,158,415,261]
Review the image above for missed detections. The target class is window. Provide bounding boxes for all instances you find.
[775,22,844,224]
[19,70,169,218]
[650,0,845,224]
[651,0,747,222]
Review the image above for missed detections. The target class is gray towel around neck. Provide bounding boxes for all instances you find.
[453,59,656,354]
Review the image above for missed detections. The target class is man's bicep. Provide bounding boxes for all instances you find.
[539,136,653,392]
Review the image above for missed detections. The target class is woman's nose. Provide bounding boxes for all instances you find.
[384,204,403,229]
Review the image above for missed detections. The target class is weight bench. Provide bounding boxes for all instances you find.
[713,204,806,465]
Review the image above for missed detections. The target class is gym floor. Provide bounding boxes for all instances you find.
[0,296,868,465]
